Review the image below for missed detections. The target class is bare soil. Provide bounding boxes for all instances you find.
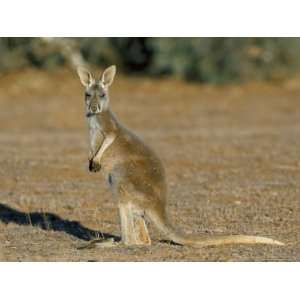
[0,68,299,261]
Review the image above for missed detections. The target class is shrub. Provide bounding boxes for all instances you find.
[1,37,300,83]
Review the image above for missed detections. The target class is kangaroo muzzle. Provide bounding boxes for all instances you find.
[89,103,102,114]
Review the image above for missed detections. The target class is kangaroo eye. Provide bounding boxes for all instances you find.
[100,93,106,98]
[85,92,91,98]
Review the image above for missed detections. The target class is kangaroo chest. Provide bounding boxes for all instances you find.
[86,115,104,156]
[87,115,102,134]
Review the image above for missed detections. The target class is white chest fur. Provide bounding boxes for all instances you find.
[86,115,103,155]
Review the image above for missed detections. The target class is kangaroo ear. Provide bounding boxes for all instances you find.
[77,66,94,87]
[101,65,116,87]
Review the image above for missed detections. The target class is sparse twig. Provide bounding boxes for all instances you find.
[40,37,89,70]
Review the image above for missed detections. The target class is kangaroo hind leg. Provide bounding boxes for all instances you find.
[119,203,151,246]
[133,213,151,245]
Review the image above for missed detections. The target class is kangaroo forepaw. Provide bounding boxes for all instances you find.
[89,159,101,172]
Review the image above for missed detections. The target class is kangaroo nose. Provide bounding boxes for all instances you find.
[90,104,97,113]
[89,103,102,113]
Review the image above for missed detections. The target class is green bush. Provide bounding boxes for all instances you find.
[0,38,65,70]
[1,37,300,83]
[147,38,300,82]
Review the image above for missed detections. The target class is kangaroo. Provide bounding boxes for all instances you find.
[77,65,284,248]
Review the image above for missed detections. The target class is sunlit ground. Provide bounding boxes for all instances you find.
[0,68,299,261]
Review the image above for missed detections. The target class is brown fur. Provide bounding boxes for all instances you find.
[77,65,284,248]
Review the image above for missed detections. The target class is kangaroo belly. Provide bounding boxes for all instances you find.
[102,154,167,208]
[99,130,167,204]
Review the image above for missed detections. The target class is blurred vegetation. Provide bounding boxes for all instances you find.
[1,37,300,83]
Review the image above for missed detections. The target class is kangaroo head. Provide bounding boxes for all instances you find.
[77,65,116,114]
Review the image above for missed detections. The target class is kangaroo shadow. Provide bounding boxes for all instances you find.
[0,203,120,242]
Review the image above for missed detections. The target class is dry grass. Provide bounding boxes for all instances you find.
[0,68,299,261]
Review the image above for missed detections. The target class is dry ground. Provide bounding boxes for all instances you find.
[0,68,299,261]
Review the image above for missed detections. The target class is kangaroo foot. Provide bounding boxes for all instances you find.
[77,238,119,249]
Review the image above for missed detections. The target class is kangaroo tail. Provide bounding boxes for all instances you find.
[147,211,284,247]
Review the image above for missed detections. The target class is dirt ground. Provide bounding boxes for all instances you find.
[0,68,299,261]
